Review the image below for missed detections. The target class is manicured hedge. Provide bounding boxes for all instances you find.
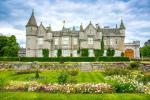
[0,57,19,61]
[20,57,96,62]
[98,57,130,62]
[0,57,130,62]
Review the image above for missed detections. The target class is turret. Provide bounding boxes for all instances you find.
[119,19,125,30]
[26,10,38,35]
[47,24,52,33]
[26,9,38,57]
[80,23,84,32]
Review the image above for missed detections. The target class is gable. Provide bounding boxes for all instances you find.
[84,24,97,35]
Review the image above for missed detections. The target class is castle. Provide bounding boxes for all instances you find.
[26,10,140,58]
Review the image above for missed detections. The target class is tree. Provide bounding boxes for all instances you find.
[0,36,8,56]
[42,49,49,57]
[101,36,104,56]
[0,35,19,57]
[140,45,150,57]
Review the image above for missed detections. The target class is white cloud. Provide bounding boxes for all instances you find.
[0,0,150,47]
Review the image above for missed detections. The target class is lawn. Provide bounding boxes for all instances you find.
[0,92,150,100]
[0,70,105,83]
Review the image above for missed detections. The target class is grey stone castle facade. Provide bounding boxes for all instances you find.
[26,11,140,58]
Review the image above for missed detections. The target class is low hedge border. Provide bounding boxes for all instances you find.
[0,57,130,62]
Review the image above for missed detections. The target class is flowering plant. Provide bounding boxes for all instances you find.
[105,75,150,94]
[4,81,113,94]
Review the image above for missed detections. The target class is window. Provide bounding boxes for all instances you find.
[37,50,42,57]
[53,50,57,57]
[38,38,43,45]
[62,37,69,45]
[88,37,93,44]
[27,39,30,45]
[72,50,77,57]
[115,39,118,44]
[110,39,113,45]
[62,50,70,57]
[54,38,59,45]
[73,38,78,45]
[104,39,107,45]
[88,49,94,57]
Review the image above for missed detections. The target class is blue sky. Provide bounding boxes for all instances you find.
[0,0,150,47]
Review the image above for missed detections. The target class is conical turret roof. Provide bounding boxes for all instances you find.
[26,10,37,27]
[119,19,125,29]
[80,23,84,32]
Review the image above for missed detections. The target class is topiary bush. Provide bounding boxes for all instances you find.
[67,69,79,76]
[128,61,140,69]
[42,49,49,57]
[107,48,115,57]
[58,72,68,84]
[81,49,88,57]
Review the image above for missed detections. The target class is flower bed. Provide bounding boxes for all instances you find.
[4,81,113,94]
[105,75,150,94]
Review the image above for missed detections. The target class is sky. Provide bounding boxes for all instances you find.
[0,0,150,47]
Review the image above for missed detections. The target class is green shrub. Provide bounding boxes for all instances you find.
[58,72,68,84]
[81,49,88,57]
[0,57,130,62]
[98,57,129,62]
[0,57,19,61]
[57,49,62,57]
[68,77,78,84]
[107,48,115,57]
[94,49,103,57]
[42,49,49,57]
[35,69,39,78]
[129,61,140,69]
[104,67,130,76]
[67,69,79,76]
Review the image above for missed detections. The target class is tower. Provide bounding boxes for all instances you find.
[26,10,38,57]
[119,19,126,51]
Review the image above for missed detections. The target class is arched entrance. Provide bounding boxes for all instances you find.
[125,49,134,58]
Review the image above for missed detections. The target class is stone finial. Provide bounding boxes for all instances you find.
[119,19,125,29]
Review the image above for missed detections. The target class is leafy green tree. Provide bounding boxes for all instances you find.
[0,35,19,57]
[140,45,150,57]
[42,49,49,57]
[0,36,8,56]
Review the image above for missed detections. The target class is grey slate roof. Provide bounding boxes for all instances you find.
[26,11,37,27]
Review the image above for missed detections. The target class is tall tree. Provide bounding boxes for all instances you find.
[0,35,19,57]
[140,45,150,57]
[101,36,104,56]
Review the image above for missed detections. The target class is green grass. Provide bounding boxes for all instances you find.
[0,70,105,83]
[0,92,149,100]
